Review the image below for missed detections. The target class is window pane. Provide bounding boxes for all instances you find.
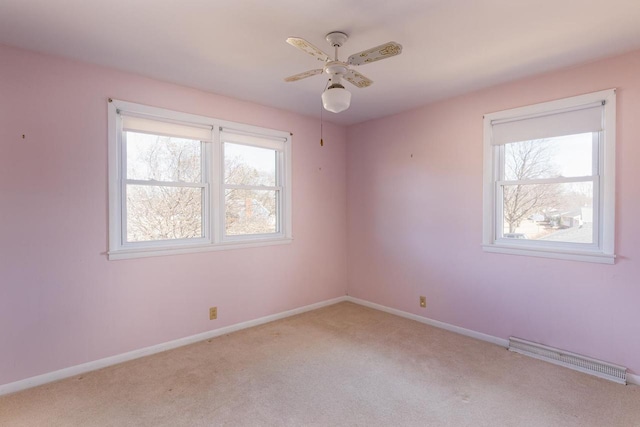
[126,132,202,183]
[502,182,593,244]
[224,143,276,186]
[126,185,203,242]
[225,189,277,235]
[504,133,593,181]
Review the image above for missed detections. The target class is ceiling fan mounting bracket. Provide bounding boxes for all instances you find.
[325,31,348,48]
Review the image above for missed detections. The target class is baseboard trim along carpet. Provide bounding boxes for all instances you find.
[2,296,637,395]
[345,297,638,386]
[345,296,509,347]
[0,296,348,396]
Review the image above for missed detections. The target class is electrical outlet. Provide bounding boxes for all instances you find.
[419,296,426,308]
[209,307,217,320]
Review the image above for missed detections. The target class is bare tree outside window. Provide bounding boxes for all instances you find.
[501,135,594,243]
[223,144,278,236]
[126,133,204,242]
[503,139,560,234]
[124,134,279,242]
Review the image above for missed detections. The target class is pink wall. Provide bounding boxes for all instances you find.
[347,50,640,375]
[0,45,348,386]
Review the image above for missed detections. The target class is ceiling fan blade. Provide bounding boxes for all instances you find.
[286,37,331,62]
[344,69,373,88]
[348,42,403,66]
[284,69,324,82]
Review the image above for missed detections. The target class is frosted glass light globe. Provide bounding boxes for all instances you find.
[322,86,351,113]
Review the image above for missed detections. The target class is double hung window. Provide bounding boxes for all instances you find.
[108,100,292,259]
[482,89,616,263]
[221,131,282,238]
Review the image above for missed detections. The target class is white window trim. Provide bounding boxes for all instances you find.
[482,89,616,264]
[107,99,292,260]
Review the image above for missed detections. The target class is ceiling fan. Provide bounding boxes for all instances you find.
[284,32,403,113]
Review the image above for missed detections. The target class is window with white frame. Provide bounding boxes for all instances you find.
[482,89,616,264]
[108,100,292,260]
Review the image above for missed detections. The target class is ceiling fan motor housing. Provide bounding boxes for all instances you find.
[325,61,348,76]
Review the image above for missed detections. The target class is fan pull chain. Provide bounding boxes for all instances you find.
[320,78,330,147]
[320,98,324,147]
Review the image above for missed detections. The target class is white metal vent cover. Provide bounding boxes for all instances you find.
[508,337,627,385]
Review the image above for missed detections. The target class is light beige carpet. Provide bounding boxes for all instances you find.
[1,302,639,426]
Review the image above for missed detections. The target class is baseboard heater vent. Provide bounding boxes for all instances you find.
[508,337,627,384]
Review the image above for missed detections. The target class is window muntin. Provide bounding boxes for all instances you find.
[483,89,615,264]
[108,100,292,259]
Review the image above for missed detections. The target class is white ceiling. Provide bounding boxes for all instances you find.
[2,0,640,125]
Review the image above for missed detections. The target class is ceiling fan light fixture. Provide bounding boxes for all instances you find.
[322,83,351,113]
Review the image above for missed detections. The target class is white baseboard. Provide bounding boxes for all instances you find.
[3,295,635,395]
[0,296,348,396]
[346,297,639,386]
[345,296,509,347]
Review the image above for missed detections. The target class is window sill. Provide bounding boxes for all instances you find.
[109,237,293,260]
[482,244,615,264]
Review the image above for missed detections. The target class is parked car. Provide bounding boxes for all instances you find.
[503,233,527,239]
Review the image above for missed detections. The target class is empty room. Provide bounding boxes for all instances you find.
[1,0,640,425]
